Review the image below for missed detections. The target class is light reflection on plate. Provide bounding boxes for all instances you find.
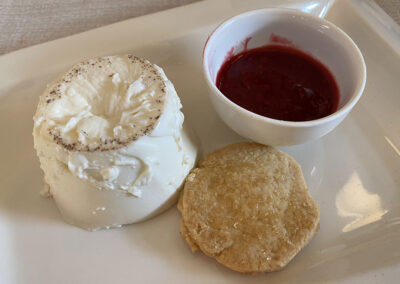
[336,172,388,232]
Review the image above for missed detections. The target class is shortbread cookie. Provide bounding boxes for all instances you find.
[178,142,319,274]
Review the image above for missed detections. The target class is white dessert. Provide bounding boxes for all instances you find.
[33,55,197,231]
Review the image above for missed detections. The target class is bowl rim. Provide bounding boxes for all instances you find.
[202,8,367,128]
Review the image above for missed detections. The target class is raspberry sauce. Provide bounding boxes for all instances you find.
[216,45,339,121]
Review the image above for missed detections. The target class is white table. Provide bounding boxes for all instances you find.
[0,0,399,55]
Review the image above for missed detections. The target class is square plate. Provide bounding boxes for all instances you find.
[1,0,399,283]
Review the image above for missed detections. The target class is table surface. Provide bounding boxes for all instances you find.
[0,0,399,56]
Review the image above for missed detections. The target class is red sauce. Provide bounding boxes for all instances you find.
[216,45,339,121]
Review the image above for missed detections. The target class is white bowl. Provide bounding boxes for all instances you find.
[203,8,366,146]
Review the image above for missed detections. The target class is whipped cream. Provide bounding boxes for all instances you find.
[33,55,197,231]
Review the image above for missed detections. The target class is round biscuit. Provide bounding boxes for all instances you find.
[179,142,319,274]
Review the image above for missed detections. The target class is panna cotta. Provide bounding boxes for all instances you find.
[33,55,197,231]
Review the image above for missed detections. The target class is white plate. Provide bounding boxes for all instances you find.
[1,0,400,283]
